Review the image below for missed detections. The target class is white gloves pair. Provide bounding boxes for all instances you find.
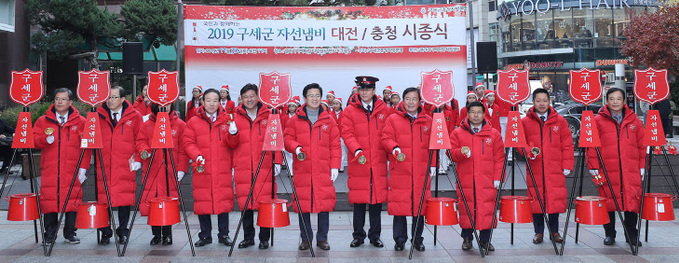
[430,167,436,177]
[196,155,205,164]
[392,147,401,155]
[494,180,501,189]
[131,162,142,172]
[275,164,281,177]
[331,168,339,182]
[46,135,55,144]
[229,122,238,135]
[78,168,87,184]
[296,147,303,155]
[563,169,571,176]
[590,169,645,180]
[178,171,185,181]
[463,149,471,158]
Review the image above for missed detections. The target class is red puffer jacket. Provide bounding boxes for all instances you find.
[449,119,505,230]
[226,103,280,210]
[220,100,236,114]
[341,94,390,204]
[587,105,645,213]
[34,106,90,213]
[284,105,341,213]
[96,101,142,207]
[133,96,152,118]
[485,103,501,132]
[495,98,513,117]
[136,111,189,216]
[184,107,235,215]
[186,99,200,121]
[521,107,574,214]
[423,100,459,134]
[381,105,433,216]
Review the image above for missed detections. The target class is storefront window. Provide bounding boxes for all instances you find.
[553,10,573,48]
[594,9,614,48]
[536,12,555,49]
[521,13,536,50]
[509,14,523,51]
[573,9,593,48]
[613,8,630,40]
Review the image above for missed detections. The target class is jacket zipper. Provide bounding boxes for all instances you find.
[540,120,547,211]
[366,110,374,204]
[308,118,315,212]
[616,122,625,210]
[209,119,215,212]
[57,125,62,210]
[410,118,415,216]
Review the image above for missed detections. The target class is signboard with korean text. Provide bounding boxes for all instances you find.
[504,111,527,148]
[259,71,292,109]
[151,112,174,148]
[420,69,454,108]
[184,5,468,109]
[262,114,284,151]
[80,112,103,149]
[569,68,602,106]
[428,113,451,150]
[77,69,111,107]
[643,110,667,146]
[634,68,669,105]
[9,69,44,107]
[12,112,34,149]
[578,111,601,148]
[496,68,530,106]
[148,70,180,107]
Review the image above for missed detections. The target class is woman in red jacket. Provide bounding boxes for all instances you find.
[136,104,189,245]
[521,88,574,244]
[186,85,202,121]
[284,83,341,251]
[184,88,235,247]
[220,85,236,114]
[282,97,300,174]
[458,91,478,125]
[331,98,348,171]
[484,90,501,132]
[587,88,645,246]
[133,85,152,121]
[381,88,434,252]
[450,101,505,252]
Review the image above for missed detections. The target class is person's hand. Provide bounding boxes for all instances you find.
[589,169,599,176]
[229,121,238,135]
[296,146,303,155]
[142,114,150,122]
[0,135,6,139]
[274,164,281,177]
[132,162,142,172]
[178,171,185,181]
[78,168,87,184]
[430,167,436,177]
[352,150,366,164]
[46,135,55,144]
[196,155,205,165]
[331,168,339,182]
[563,169,571,176]
[494,180,501,189]
[640,168,645,181]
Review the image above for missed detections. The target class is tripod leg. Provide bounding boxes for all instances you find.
[634,148,652,255]
[408,150,434,259]
[510,148,515,245]
[28,149,48,255]
[165,149,195,256]
[0,149,18,199]
[271,154,276,247]
[559,147,586,255]
[121,149,157,256]
[23,150,39,244]
[96,150,122,256]
[487,147,511,252]
[281,153,315,257]
[46,150,86,256]
[229,152,268,257]
[522,149,560,255]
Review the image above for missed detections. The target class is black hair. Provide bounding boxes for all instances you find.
[151,103,175,116]
[468,101,486,113]
[402,87,420,100]
[54,87,74,100]
[111,86,127,97]
[606,87,625,99]
[532,88,550,100]
[240,83,258,96]
[203,88,220,100]
[303,83,323,98]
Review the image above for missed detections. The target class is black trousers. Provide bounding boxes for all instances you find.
[98,206,131,237]
[44,212,77,240]
[243,209,271,241]
[352,203,382,241]
[533,213,559,234]
[299,212,329,242]
[604,211,638,239]
[152,226,172,238]
[0,145,11,170]
[393,216,424,244]
[461,229,491,242]
[198,213,229,239]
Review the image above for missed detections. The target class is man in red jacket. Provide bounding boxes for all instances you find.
[450,101,505,252]
[33,88,90,245]
[96,86,142,245]
[133,85,152,122]
[521,88,574,244]
[341,76,389,248]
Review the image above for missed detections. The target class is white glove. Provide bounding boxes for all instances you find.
[178,171,185,181]
[274,164,281,177]
[296,147,303,155]
[494,180,501,189]
[355,149,363,156]
[563,169,571,176]
[392,147,401,155]
[331,168,339,182]
[464,150,471,158]
[640,168,645,181]
[142,114,150,122]
[589,169,599,176]
[196,155,205,164]
[78,168,87,184]
[430,167,436,177]
[46,135,55,144]
[132,162,142,172]
[229,121,238,135]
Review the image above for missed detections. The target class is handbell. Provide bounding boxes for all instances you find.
[531,146,540,156]
[396,152,406,162]
[196,165,205,173]
[141,150,150,160]
[461,146,470,155]
[297,152,306,161]
[45,127,54,136]
[358,155,367,164]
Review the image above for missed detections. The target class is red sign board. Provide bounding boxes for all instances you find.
[504,111,527,148]
[148,70,180,107]
[259,71,292,109]
[77,69,111,107]
[578,111,602,148]
[262,114,284,151]
[496,68,531,106]
[80,112,103,149]
[420,69,455,108]
[428,113,451,150]
[569,68,602,106]
[634,68,669,105]
[644,110,667,146]
[12,112,34,149]
[9,69,44,107]
[151,112,174,148]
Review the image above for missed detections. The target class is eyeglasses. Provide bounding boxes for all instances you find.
[109,96,121,100]
[54,98,71,102]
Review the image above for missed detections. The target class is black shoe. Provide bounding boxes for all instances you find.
[299,241,310,250]
[218,236,233,246]
[604,236,615,246]
[162,236,172,245]
[44,236,55,246]
[481,241,495,251]
[118,235,128,245]
[0,167,8,174]
[413,242,425,251]
[150,236,162,245]
[258,240,269,249]
[238,239,255,248]
[350,238,364,247]
[194,237,211,247]
[370,239,384,248]
[99,234,111,245]
[65,235,80,244]
[461,237,473,251]
[394,242,405,251]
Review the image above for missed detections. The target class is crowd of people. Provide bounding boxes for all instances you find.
[30,76,647,254]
